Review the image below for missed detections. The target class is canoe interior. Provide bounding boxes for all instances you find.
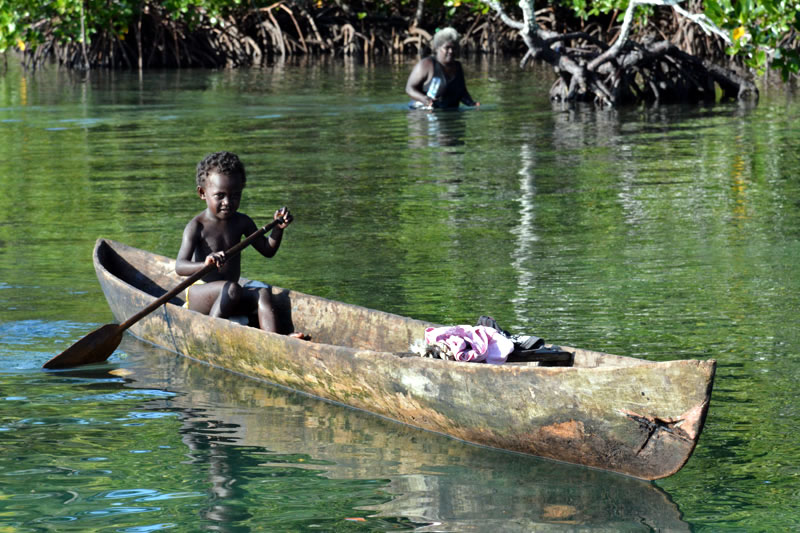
[97,239,667,370]
[97,239,434,354]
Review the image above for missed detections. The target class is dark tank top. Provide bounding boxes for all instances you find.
[422,58,469,109]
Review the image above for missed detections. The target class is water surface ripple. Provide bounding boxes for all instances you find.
[1,59,799,530]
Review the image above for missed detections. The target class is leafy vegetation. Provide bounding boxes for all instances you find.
[704,0,800,79]
[0,0,797,80]
[549,0,800,80]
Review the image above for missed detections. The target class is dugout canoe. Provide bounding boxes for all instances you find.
[93,238,716,480]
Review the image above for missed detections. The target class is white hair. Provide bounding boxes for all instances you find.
[431,27,460,51]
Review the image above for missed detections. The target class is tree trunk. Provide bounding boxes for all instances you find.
[489,0,758,106]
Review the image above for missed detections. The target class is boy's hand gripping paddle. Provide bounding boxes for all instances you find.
[43,219,284,369]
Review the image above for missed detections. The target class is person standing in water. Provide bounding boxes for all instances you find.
[405,27,480,109]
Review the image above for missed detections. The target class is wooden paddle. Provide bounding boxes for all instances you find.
[43,218,284,369]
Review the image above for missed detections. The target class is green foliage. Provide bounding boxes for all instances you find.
[0,0,242,54]
[704,0,800,80]
[1,0,797,78]
[546,0,799,80]
[568,0,625,19]
[443,0,490,16]
[0,0,133,52]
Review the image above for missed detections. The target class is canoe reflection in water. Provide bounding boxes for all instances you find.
[407,109,467,148]
[117,336,691,531]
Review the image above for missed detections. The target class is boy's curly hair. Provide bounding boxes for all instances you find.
[196,151,246,188]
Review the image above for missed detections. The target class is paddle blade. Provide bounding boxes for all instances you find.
[43,324,124,369]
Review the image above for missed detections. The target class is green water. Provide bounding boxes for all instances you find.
[1,57,799,530]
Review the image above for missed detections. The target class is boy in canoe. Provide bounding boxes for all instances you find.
[176,151,304,338]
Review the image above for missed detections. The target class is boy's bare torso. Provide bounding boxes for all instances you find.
[186,211,256,282]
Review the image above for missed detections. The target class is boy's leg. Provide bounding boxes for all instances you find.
[188,281,242,318]
[243,287,277,332]
[237,287,307,338]
[244,287,305,337]
[210,282,244,318]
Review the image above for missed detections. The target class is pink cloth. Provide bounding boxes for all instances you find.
[424,325,515,364]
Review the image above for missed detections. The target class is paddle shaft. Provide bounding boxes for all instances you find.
[118,218,283,331]
[42,218,283,369]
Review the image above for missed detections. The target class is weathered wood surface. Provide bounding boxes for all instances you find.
[94,238,716,480]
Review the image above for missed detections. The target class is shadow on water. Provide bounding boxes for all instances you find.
[98,335,690,531]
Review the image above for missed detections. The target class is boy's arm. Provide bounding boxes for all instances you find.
[176,219,223,275]
[250,207,293,259]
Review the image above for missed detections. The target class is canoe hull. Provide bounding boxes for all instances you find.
[94,239,715,480]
